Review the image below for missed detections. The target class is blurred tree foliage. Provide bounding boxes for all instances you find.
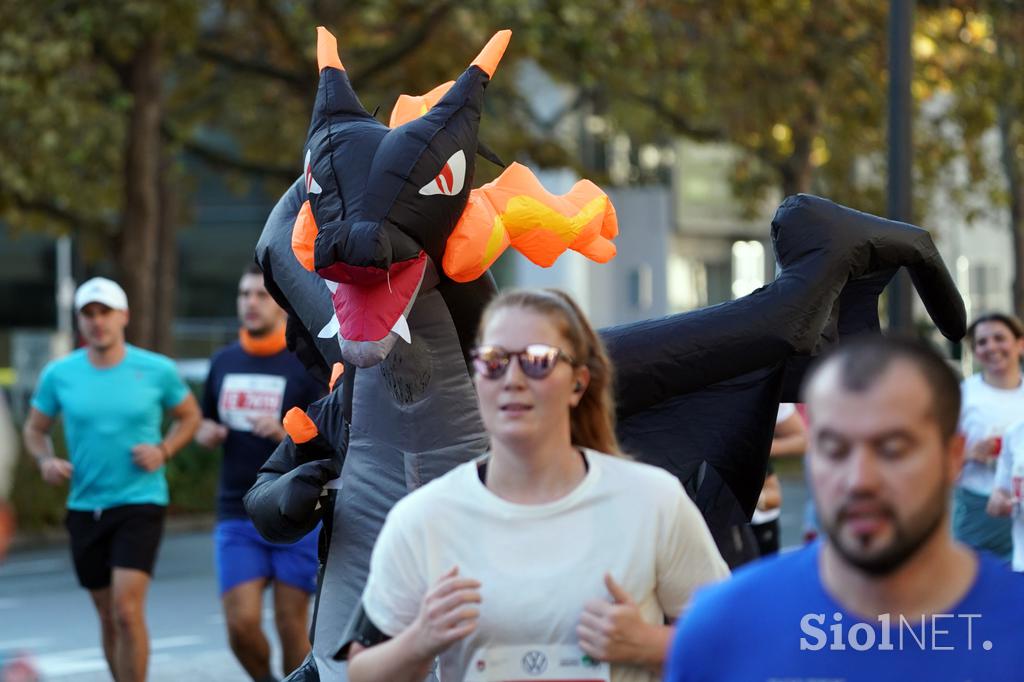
[0,0,199,352]
[3,0,1024,530]
[917,0,1024,316]
[1,0,1023,329]
[498,0,1013,224]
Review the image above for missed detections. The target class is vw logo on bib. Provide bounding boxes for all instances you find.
[521,650,548,675]
[464,644,610,681]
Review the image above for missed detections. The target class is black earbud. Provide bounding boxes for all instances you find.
[574,381,584,393]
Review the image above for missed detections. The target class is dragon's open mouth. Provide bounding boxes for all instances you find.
[328,251,427,344]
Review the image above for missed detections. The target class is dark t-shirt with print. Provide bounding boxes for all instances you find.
[203,342,324,519]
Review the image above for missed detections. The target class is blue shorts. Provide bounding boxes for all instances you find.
[214,518,320,596]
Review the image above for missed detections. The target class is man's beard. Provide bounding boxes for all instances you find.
[818,477,948,577]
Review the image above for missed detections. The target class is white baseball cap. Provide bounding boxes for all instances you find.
[74,277,129,311]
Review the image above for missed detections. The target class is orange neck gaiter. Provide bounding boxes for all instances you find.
[239,325,287,356]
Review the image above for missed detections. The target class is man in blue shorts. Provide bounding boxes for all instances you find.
[666,337,1024,681]
[195,264,324,682]
[22,277,201,682]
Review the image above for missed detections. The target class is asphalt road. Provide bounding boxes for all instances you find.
[0,530,286,681]
[0,470,811,681]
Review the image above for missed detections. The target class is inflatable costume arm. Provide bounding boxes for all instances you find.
[245,365,353,543]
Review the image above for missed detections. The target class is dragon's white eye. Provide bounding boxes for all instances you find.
[304,149,323,195]
[419,149,466,196]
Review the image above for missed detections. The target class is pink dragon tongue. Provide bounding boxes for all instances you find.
[330,252,427,342]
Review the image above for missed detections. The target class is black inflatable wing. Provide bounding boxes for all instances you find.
[605,193,964,563]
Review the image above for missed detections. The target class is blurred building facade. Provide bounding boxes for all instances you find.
[512,144,779,331]
[924,126,1014,322]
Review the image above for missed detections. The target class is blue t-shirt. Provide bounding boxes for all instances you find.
[202,342,323,519]
[666,542,1024,681]
[31,345,190,511]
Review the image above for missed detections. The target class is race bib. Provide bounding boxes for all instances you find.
[463,644,610,682]
[218,373,287,432]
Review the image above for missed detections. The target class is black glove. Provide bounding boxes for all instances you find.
[284,406,341,465]
[275,457,341,525]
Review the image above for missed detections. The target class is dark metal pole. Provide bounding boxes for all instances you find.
[887,0,915,332]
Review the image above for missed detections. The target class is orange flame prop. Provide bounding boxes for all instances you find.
[443,163,618,283]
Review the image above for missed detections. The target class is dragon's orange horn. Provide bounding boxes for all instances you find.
[390,30,509,128]
[316,26,344,71]
[389,81,455,128]
[472,30,511,78]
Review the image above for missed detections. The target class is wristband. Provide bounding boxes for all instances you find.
[158,442,171,463]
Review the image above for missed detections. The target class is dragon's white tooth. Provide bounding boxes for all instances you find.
[318,314,340,339]
[391,314,411,344]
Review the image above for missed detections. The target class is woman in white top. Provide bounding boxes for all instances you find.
[954,313,1024,561]
[989,421,1024,571]
[348,289,728,682]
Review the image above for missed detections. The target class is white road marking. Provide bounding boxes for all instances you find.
[151,635,205,649]
[0,558,66,577]
[0,637,51,650]
[33,637,204,678]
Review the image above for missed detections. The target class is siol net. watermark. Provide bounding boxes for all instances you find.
[799,612,992,652]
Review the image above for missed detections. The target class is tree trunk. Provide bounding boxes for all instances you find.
[154,150,178,357]
[779,135,814,198]
[994,8,1024,319]
[116,34,163,350]
[778,105,819,197]
[998,103,1024,319]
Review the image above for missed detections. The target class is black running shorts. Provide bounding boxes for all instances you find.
[64,504,166,590]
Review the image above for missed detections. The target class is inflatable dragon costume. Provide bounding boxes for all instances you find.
[245,27,966,680]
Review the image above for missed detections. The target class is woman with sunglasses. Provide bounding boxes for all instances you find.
[348,289,728,682]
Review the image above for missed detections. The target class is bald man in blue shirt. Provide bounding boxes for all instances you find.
[667,337,1024,682]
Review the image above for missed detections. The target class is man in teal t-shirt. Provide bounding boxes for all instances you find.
[22,277,200,682]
